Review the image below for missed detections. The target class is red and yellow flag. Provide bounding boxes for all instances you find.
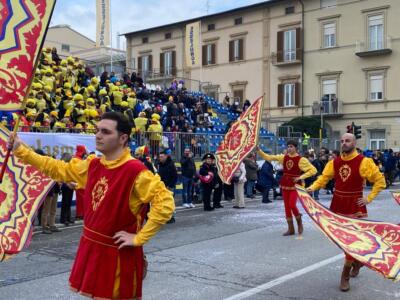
[391,191,400,206]
[0,0,55,111]
[296,186,400,281]
[216,96,263,184]
[0,126,54,261]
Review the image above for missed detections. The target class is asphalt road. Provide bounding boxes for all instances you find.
[0,187,399,300]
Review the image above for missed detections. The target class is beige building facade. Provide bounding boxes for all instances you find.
[124,0,400,150]
[45,25,95,56]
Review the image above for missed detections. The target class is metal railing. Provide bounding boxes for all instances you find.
[311,100,343,116]
[11,126,337,160]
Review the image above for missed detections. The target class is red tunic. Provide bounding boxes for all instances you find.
[280,155,302,190]
[69,158,147,299]
[330,154,367,218]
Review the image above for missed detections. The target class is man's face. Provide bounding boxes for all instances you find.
[341,133,356,154]
[206,158,213,165]
[159,154,167,163]
[287,144,297,155]
[95,119,127,154]
[184,149,191,156]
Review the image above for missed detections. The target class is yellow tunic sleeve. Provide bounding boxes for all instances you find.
[14,144,90,188]
[309,160,334,191]
[257,150,284,164]
[298,157,317,180]
[360,157,386,203]
[130,170,175,246]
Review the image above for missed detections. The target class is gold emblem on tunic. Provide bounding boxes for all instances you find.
[286,160,294,170]
[339,164,351,182]
[91,176,108,211]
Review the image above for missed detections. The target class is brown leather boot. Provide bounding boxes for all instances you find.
[340,263,352,292]
[350,260,363,278]
[283,218,295,236]
[295,214,303,235]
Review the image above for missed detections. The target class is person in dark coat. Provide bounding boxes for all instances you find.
[180,147,196,208]
[199,153,223,211]
[157,150,177,191]
[157,149,177,223]
[257,160,276,203]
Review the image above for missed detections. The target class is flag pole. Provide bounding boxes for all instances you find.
[0,0,57,184]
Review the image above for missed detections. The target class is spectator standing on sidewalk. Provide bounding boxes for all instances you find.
[157,149,178,223]
[199,153,223,211]
[180,147,196,208]
[232,161,247,209]
[257,160,276,203]
[60,152,74,226]
[243,153,258,198]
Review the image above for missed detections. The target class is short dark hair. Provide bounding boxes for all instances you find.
[101,111,132,142]
[286,140,298,148]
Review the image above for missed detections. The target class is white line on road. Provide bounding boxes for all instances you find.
[223,253,343,300]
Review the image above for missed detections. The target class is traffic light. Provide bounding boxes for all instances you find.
[346,123,353,134]
[353,124,362,139]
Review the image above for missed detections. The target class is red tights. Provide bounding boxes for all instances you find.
[282,189,300,218]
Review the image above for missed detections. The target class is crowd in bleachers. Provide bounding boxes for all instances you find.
[0,47,242,135]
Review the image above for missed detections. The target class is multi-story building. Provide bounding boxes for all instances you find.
[123,0,400,150]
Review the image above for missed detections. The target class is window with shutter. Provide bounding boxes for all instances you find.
[277,84,284,107]
[277,31,284,62]
[283,83,295,107]
[229,40,234,62]
[160,53,164,75]
[368,15,384,50]
[323,23,336,48]
[284,30,296,62]
[172,51,176,75]
[202,45,207,66]
[369,74,383,101]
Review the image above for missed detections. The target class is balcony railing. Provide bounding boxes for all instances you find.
[271,48,302,66]
[355,37,392,57]
[138,68,178,81]
[311,100,343,116]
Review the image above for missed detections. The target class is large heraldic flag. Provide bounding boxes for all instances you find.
[296,186,400,281]
[216,96,263,184]
[0,126,54,261]
[0,0,55,111]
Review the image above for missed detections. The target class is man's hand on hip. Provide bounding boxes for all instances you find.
[114,231,136,249]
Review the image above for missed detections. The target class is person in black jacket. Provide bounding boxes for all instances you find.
[257,160,276,203]
[180,147,196,208]
[199,153,223,211]
[157,150,177,223]
[157,150,178,191]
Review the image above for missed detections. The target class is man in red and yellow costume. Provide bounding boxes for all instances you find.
[257,140,317,236]
[307,133,385,292]
[10,112,175,299]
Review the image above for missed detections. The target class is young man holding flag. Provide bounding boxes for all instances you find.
[9,112,175,299]
[257,141,317,236]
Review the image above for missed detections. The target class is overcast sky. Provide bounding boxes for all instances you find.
[51,0,268,49]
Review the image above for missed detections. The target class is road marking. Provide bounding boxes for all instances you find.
[223,253,343,300]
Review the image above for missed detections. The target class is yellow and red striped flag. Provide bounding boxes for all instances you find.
[0,0,56,111]
[216,96,263,184]
[297,186,400,281]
